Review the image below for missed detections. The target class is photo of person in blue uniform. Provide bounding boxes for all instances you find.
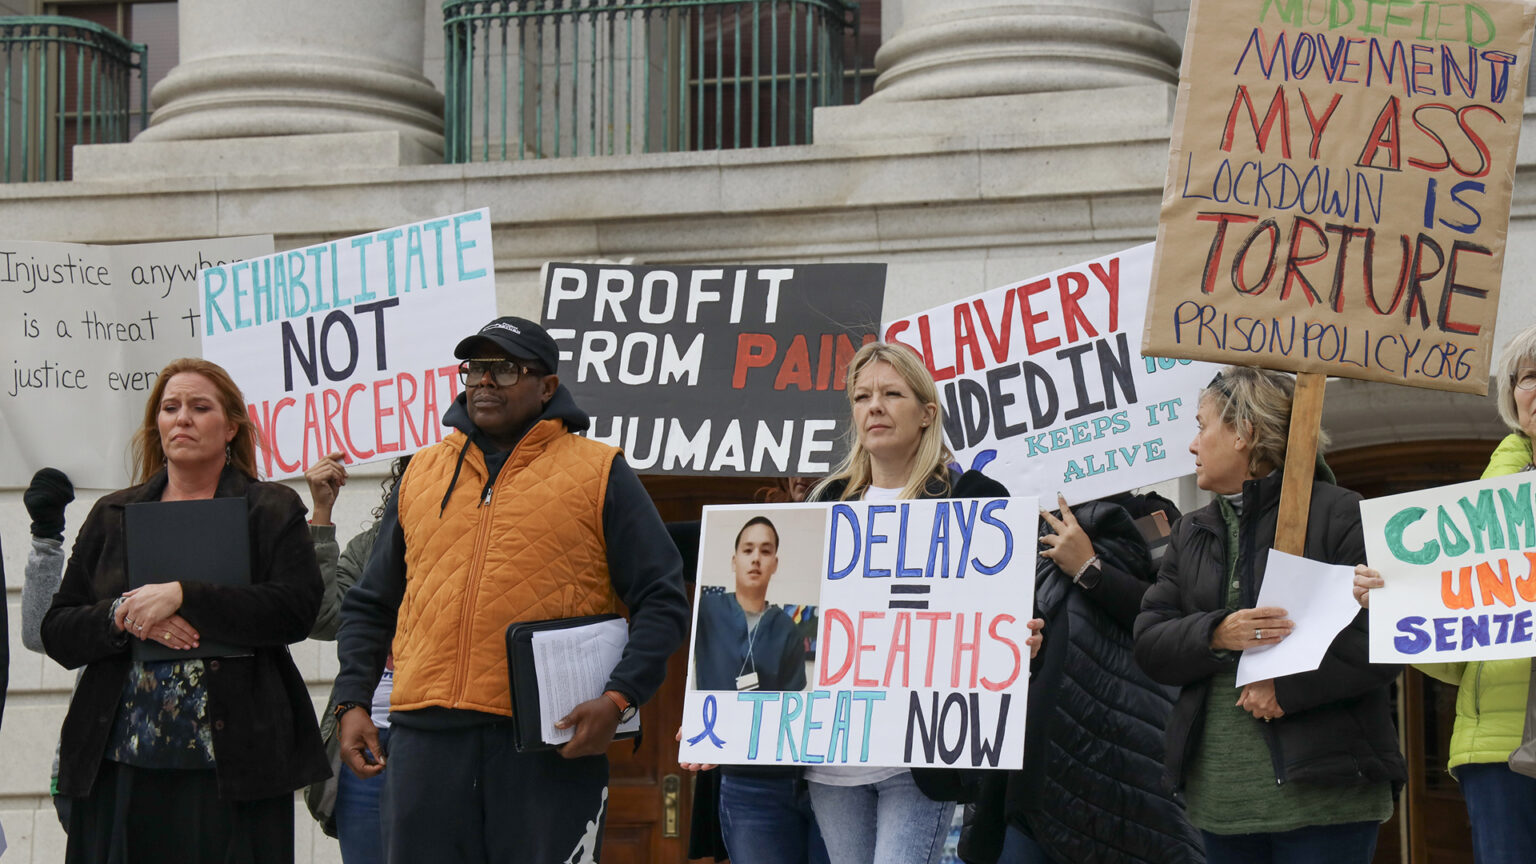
[693,515,810,692]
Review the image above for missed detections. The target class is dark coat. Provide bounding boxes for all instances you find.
[964,498,1204,864]
[42,466,330,801]
[0,535,7,731]
[695,589,807,692]
[814,468,1009,804]
[1133,470,1406,794]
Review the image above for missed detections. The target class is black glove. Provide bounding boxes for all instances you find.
[24,467,74,541]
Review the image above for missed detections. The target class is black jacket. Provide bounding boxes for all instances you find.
[0,536,7,732]
[1133,470,1405,794]
[964,498,1203,864]
[813,468,1009,804]
[42,467,330,800]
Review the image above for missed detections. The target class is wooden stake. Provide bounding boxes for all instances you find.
[1274,372,1326,556]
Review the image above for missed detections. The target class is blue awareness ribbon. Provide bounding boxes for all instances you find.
[686,694,726,748]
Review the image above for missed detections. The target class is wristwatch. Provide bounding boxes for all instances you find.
[604,690,637,723]
[333,700,368,720]
[1072,554,1103,590]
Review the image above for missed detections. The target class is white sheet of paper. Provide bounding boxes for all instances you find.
[1235,549,1360,687]
[531,618,640,745]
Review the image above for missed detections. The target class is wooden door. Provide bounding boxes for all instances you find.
[1329,439,1498,864]
[601,476,775,863]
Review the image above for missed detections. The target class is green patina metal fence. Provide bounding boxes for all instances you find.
[0,16,147,183]
[443,0,859,162]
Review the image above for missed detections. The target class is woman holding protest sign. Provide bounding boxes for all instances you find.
[1354,326,1536,863]
[687,512,829,864]
[960,490,1205,864]
[802,341,1043,864]
[1134,365,1403,864]
[41,358,328,864]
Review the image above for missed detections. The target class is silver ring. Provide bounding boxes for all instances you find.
[1255,628,1263,640]
[135,623,144,631]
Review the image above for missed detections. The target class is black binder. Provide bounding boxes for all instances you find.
[125,497,253,661]
[504,614,640,752]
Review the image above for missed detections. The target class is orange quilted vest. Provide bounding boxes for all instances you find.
[389,419,620,716]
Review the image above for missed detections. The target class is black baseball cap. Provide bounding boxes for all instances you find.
[453,316,559,373]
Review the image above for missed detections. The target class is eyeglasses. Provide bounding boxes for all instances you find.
[1514,370,1536,392]
[458,359,541,388]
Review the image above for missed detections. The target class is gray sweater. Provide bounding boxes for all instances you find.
[21,536,64,653]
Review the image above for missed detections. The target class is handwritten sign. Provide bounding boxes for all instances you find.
[1363,472,1536,662]
[0,235,274,488]
[678,498,1036,769]
[884,245,1216,503]
[199,210,497,479]
[542,262,885,476]
[1146,0,1535,394]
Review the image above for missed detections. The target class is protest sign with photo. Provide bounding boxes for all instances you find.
[199,209,498,479]
[885,244,1216,504]
[678,497,1037,769]
[542,262,885,476]
[1362,472,1536,663]
[1146,0,1535,394]
[0,235,274,488]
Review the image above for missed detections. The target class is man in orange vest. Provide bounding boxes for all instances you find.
[333,316,689,863]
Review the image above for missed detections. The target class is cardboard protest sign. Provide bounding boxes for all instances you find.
[1146,0,1535,394]
[200,210,497,479]
[542,263,884,476]
[678,497,1036,769]
[884,244,1216,504]
[1362,472,1536,662]
[0,235,274,488]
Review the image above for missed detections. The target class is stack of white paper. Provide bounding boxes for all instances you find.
[531,618,641,745]
[1235,549,1359,687]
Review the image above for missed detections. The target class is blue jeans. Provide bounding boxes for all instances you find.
[1201,820,1378,864]
[807,772,954,864]
[998,823,1055,864]
[337,726,388,864]
[1459,761,1536,864]
[717,773,830,864]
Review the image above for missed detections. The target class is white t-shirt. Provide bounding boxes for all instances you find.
[804,484,906,787]
[860,485,903,501]
[371,667,394,729]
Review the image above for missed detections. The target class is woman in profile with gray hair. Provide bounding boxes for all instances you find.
[1134,365,1402,864]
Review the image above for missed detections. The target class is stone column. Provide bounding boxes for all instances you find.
[135,0,443,154]
[869,0,1181,102]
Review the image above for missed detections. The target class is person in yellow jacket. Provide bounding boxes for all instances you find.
[333,316,690,864]
[1355,324,1536,864]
